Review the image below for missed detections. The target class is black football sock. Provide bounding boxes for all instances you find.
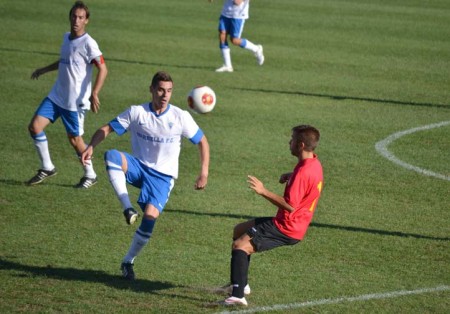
[246,254,251,286]
[230,249,248,298]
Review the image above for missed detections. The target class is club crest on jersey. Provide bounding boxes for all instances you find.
[168,122,174,129]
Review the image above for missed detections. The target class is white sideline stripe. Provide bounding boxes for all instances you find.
[216,285,449,314]
[375,120,450,181]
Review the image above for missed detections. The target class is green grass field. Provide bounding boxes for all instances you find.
[1,0,449,312]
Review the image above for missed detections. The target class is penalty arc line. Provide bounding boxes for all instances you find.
[375,120,450,181]
[215,122,449,314]
[215,285,450,314]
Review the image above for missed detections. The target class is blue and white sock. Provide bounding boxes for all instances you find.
[220,43,232,68]
[240,38,258,53]
[123,218,156,263]
[32,131,55,171]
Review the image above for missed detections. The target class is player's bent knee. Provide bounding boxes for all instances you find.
[104,149,123,166]
[143,212,159,221]
[232,233,251,249]
[232,240,253,254]
[230,37,241,46]
[143,204,160,220]
[28,121,41,135]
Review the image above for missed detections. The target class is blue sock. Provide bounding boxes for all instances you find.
[123,218,156,263]
[137,217,156,240]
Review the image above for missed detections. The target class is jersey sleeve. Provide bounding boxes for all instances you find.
[109,107,133,136]
[181,110,204,144]
[85,36,102,63]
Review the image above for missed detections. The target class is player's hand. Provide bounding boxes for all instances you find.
[31,68,42,80]
[80,145,94,166]
[247,175,266,195]
[89,94,100,113]
[279,172,292,184]
[195,174,208,190]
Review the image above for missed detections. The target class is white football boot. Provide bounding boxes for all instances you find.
[215,65,234,72]
[254,45,264,65]
[220,296,248,306]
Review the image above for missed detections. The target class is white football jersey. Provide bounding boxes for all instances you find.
[109,103,204,179]
[221,0,250,19]
[48,32,102,111]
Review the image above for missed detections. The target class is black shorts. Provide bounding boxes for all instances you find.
[247,217,300,252]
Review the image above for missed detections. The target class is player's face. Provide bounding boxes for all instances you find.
[70,8,88,36]
[289,132,301,157]
[150,81,173,110]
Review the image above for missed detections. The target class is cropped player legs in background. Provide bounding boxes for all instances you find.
[216,15,264,72]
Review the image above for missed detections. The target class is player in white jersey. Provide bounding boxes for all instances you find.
[27,1,108,189]
[211,0,264,72]
[81,71,210,280]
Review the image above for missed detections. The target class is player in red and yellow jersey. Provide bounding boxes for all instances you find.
[218,125,323,307]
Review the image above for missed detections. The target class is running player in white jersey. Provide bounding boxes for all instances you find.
[27,1,108,188]
[81,71,210,280]
[212,0,264,72]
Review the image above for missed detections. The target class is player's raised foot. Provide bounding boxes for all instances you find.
[254,44,264,65]
[215,65,234,73]
[219,296,248,307]
[75,176,97,189]
[123,208,139,225]
[27,168,57,186]
[121,262,135,280]
[215,284,251,295]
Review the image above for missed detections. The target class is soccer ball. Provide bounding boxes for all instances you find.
[187,86,216,114]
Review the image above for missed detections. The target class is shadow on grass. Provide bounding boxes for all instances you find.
[0,179,90,189]
[231,87,450,110]
[0,179,25,186]
[166,208,450,242]
[0,47,211,70]
[0,258,178,294]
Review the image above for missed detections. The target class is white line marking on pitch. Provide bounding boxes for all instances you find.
[215,285,449,314]
[375,120,450,181]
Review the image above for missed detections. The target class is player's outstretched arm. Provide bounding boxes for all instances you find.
[80,124,113,166]
[247,175,295,212]
[195,135,210,190]
[31,61,59,80]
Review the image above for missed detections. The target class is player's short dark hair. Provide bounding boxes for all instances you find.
[70,1,90,19]
[151,71,173,88]
[292,125,320,152]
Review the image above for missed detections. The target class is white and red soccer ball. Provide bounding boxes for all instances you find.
[187,86,216,114]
